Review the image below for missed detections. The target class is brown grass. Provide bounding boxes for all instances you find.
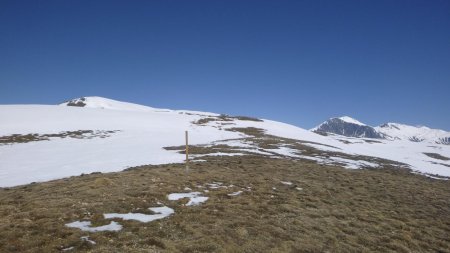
[193,115,262,126]
[0,130,119,145]
[0,155,449,252]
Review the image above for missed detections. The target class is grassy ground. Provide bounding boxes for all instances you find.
[0,155,449,252]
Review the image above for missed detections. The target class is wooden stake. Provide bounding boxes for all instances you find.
[185,130,189,172]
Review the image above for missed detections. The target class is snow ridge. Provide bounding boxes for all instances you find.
[60,96,160,112]
[338,116,366,126]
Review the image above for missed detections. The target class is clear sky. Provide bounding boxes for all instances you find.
[1,0,449,130]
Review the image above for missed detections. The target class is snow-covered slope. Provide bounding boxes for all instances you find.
[338,116,366,126]
[60,96,163,112]
[312,116,384,139]
[376,123,450,144]
[1,97,449,187]
[0,104,237,187]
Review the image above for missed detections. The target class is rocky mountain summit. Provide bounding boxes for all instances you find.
[312,116,384,139]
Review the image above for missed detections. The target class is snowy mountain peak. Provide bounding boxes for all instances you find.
[312,116,383,139]
[59,97,158,112]
[312,117,450,145]
[337,116,366,126]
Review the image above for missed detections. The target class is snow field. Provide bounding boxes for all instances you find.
[104,206,175,223]
[65,221,123,232]
[167,192,209,206]
[1,97,449,188]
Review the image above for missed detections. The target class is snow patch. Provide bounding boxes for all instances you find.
[206,182,227,189]
[81,236,96,245]
[227,191,243,196]
[104,206,174,223]
[65,221,122,232]
[267,146,302,158]
[167,192,209,206]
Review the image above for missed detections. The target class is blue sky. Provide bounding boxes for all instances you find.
[1,0,449,130]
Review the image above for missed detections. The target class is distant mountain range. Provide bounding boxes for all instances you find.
[312,116,450,145]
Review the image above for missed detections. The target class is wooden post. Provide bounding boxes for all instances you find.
[185,130,189,172]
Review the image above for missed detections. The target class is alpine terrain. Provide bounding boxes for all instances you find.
[1,97,448,187]
[0,97,449,252]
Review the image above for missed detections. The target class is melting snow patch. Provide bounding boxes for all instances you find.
[211,139,255,148]
[62,246,75,251]
[267,146,302,158]
[234,148,275,156]
[81,236,96,245]
[411,171,449,181]
[296,187,303,191]
[329,157,379,169]
[65,221,122,232]
[280,181,293,185]
[296,155,379,170]
[227,191,243,196]
[206,182,227,189]
[168,192,209,206]
[297,155,325,162]
[193,152,245,157]
[104,206,174,223]
[425,175,449,180]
